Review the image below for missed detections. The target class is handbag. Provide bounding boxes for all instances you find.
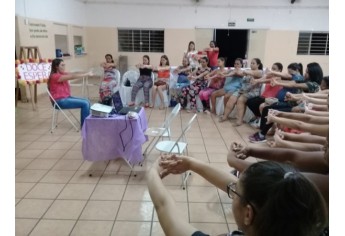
[154,80,167,87]
[125,79,131,87]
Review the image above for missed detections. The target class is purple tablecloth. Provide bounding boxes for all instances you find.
[82,108,148,165]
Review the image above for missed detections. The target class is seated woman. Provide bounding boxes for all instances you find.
[178,57,211,113]
[246,62,284,128]
[151,55,171,109]
[148,154,327,236]
[210,58,243,114]
[219,58,263,125]
[128,55,153,108]
[170,57,192,106]
[99,54,118,106]
[249,62,323,143]
[227,140,329,208]
[48,58,92,127]
[199,57,227,113]
[100,53,116,69]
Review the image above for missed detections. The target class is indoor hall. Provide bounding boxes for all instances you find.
[13,0,329,235]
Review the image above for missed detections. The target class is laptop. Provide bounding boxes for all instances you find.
[112,91,142,115]
[118,106,142,115]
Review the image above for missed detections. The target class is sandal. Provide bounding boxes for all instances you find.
[218,116,226,122]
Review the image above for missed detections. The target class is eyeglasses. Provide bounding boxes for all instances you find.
[227,182,256,212]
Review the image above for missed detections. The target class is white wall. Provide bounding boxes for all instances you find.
[83,0,328,31]
[15,0,329,31]
[15,0,87,26]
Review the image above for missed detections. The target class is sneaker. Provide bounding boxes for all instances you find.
[230,169,240,178]
[248,117,257,123]
[249,132,267,143]
[250,118,260,129]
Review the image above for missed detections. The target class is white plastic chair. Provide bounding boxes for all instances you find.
[155,114,197,189]
[143,103,181,158]
[46,88,80,133]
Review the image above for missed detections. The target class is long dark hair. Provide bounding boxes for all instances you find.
[48,58,64,90]
[253,58,263,70]
[307,62,323,84]
[288,63,303,75]
[187,41,195,52]
[105,54,114,63]
[273,62,283,72]
[143,55,150,65]
[235,58,243,67]
[160,55,170,66]
[240,161,327,236]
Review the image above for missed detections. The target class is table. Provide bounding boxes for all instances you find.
[81,107,148,168]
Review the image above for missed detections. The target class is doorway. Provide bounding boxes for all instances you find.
[215,29,248,67]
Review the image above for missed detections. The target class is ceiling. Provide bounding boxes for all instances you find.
[73,0,328,9]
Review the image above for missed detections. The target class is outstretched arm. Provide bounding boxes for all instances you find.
[278,130,327,145]
[230,143,328,174]
[267,71,293,80]
[160,154,237,193]
[269,110,329,124]
[267,114,328,137]
[147,160,197,236]
[58,71,93,82]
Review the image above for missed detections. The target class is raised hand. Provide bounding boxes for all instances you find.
[230,142,248,160]
[158,154,191,178]
[270,77,278,86]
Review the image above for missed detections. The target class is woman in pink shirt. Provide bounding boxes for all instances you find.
[48,58,92,127]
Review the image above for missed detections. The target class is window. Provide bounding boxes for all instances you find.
[54,34,69,56]
[297,32,329,55]
[118,29,164,53]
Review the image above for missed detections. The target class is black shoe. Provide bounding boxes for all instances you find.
[230,169,240,178]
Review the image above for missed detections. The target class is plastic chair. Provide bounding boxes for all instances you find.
[143,103,181,158]
[119,70,139,106]
[46,88,80,133]
[155,114,197,189]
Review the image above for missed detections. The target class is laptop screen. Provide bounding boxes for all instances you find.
[112,91,123,114]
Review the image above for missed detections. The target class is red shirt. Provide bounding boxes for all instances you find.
[261,82,282,98]
[157,69,170,79]
[206,50,219,67]
[49,72,71,100]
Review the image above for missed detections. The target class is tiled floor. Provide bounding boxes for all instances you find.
[15,80,263,236]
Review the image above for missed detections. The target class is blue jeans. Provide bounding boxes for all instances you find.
[56,96,90,127]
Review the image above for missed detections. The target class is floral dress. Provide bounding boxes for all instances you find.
[179,67,211,110]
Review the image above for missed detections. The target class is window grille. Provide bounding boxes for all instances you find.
[118,29,164,53]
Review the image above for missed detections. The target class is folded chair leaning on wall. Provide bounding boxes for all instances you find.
[47,88,80,133]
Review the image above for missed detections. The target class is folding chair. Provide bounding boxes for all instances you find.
[46,88,80,133]
[143,103,181,158]
[155,114,197,189]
